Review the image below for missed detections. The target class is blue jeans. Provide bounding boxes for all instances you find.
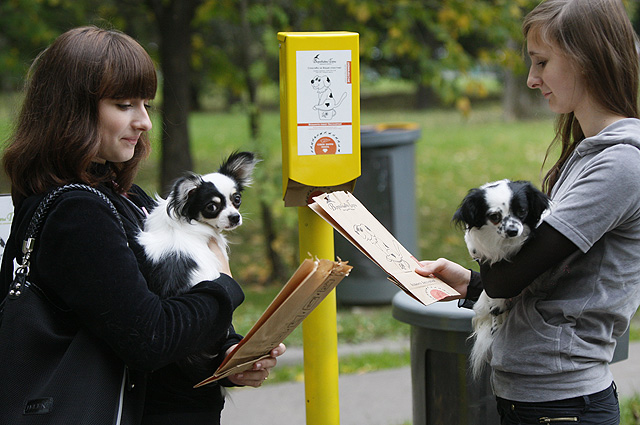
[496,382,619,424]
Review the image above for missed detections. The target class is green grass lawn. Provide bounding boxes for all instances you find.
[622,395,640,425]
[171,102,557,278]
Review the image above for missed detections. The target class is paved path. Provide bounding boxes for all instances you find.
[222,367,412,425]
[221,339,411,425]
[221,341,640,425]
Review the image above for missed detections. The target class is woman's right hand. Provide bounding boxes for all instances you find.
[227,343,286,387]
[415,258,470,301]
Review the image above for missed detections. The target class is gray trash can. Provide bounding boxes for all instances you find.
[392,292,498,424]
[335,123,421,305]
[392,291,630,425]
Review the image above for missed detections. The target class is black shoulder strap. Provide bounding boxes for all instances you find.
[10,184,125,298]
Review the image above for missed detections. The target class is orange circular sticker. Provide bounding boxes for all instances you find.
[314,137,337,155]
[429,288,450,300]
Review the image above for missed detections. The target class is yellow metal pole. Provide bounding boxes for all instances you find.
[298,206,340,425]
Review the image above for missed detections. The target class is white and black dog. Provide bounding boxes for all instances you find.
[453,179,550,379]
[137,151,258,298]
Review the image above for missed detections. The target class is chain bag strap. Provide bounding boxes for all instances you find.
[8,183,125,300]
[1,183,124,312]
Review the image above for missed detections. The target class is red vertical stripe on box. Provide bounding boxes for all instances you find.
[347,61,351,84]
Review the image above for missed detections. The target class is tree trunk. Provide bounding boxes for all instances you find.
[415,82,439,109]
[237,0,288,283]
[149,0,200,193]
[260,200,287,284]
[238,0,261,140]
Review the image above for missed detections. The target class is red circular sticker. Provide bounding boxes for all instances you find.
[306,190,326,204]
[429,289,449,300]
[314,136,337,155]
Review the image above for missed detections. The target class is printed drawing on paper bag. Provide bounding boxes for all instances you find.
[309,191,461,306]
[310,74,347,120]
[353,223,411,271]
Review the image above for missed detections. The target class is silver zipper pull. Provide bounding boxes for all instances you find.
[539,417,578,423]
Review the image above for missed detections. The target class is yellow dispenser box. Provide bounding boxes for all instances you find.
[278,32,361,207]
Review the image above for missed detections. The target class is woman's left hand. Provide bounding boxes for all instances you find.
[415,258,470,301]
[227,343,286,387]
[208,238,232,276]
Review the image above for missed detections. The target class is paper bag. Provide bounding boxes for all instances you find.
[309,191,458,306]
[195,258,351,387]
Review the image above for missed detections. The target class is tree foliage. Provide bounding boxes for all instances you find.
[3,0,639,108]
[325,0,541,106]
[0,0,80,89]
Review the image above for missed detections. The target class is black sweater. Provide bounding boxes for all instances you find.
[0,183,244,423]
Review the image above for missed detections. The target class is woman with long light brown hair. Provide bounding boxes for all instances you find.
[418,1,640,423]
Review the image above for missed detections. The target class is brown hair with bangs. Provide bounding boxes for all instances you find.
[523,0,639,194]
[2,26,157,204]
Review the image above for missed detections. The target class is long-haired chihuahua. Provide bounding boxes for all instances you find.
[453,179,550,379]
[137,151,258,298]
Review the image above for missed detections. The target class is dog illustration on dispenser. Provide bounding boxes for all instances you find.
[311,75,347,120]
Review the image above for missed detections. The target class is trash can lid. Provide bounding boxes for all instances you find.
[361,123,421,148]
[391,291,474,332]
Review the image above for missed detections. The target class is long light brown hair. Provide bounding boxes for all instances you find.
[523,0,639,194]
[3,26,157,204]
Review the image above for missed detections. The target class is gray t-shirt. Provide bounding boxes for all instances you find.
[491,118,640,402]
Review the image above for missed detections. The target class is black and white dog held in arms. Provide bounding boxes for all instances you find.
[137,151,258,298]
[452,179,550,379]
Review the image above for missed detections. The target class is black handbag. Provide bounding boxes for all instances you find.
[0,184,144,425]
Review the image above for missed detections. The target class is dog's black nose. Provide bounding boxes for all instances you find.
[229,214,241,226]
[506,228,519,237]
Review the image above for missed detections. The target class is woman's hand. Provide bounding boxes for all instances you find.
[227,343,286,387]
[415,258,470,301]
[208,238,232,276]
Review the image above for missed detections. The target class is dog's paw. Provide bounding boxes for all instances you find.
[490,305,503,316]
[490,312,508,335]
[488,298,509,316]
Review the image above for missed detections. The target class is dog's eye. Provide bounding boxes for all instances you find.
[205,202,220,214]
[487,212,502,224]
[231,193,242,208]
[514,207,527,219]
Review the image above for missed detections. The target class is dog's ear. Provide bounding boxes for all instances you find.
[452,188,487,230]
[524,182,551,224]
[167,172,202,220]
[218,151,260,190]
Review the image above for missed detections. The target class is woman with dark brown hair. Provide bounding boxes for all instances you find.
[3,26,155,202]
[0,26,283,425]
